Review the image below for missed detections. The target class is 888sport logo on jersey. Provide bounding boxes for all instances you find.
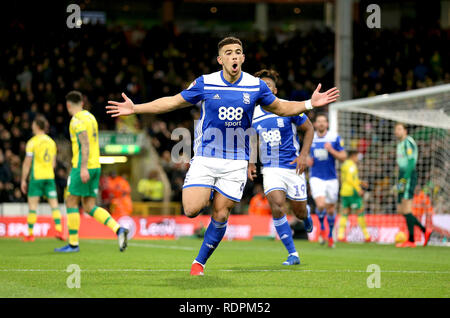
[261,129,282,147]
[218,106,244,127]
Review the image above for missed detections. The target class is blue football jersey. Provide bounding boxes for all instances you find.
[181,71,276,160]
[309,131,345,180]
[252,104,308,169]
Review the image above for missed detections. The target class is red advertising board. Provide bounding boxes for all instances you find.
[0,214,428,244]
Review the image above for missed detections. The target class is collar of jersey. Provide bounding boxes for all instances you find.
[220,70,243,86]
[315,131,329,139]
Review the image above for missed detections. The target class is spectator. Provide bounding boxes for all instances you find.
[0,149,13,202]
[54,166,68,203]
[137,170,164,202]
[110,173,133,218]
[99,171,114,210]
[248,184,272,216]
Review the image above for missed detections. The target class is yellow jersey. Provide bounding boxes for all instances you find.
[340,159,362,197]
[25,134,56,180]
[69,110,101,169]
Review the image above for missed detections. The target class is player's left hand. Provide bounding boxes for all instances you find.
[20,180,27,194]
[290,154,308,175]
[80,168,90,184]
[311,84,340,108]
[248,163,257,181]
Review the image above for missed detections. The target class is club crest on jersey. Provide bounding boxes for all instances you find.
[277,118,284,128]
[242,93,250,104]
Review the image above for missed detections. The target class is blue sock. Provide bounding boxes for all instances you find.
[273,215,296,255]
[317,208,326,230]
[302,205,313,233]
[327,214,335,238]
[195,217,227,265]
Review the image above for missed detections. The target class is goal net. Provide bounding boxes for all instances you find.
[328,84,450,244]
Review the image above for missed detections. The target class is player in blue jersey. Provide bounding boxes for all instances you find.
[106,37,340,275]
[248,69,314,266]
[308,114,347,248]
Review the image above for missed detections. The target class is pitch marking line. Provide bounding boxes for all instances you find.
[85,240,196,251]
[1,269,449,274]
[84,240,291,252]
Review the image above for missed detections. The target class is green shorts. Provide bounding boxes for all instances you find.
[28,179,57,199]
[68,168,101,197]
[341,191,363,211]
[397,170,417,203]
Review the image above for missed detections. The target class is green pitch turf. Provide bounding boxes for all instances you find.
[0,238,449,298]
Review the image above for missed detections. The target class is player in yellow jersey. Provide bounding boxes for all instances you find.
[337,150,371,243]
[54,91,128,253]
[21,115,64,242]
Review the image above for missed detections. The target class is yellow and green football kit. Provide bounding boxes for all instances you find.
[339,159,369,241]
[25,134,61,236]
[66,110,119,246]
[68,110,101,197]
[340,159,363,210]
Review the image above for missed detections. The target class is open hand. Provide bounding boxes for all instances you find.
[106,93,135,117]
[311,84,340,108]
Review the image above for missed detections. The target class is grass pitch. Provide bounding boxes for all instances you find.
[0,238,449,298]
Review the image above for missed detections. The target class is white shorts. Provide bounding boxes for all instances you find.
[262,167,307,201]
[183,156,248,202]
[309,177,339,204]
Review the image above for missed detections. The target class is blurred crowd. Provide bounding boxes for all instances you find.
[1,21,448,211]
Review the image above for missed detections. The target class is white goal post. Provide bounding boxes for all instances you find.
[329,84,450,215]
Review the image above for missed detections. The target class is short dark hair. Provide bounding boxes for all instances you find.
[348,149,359,158]
[395,122,407,130]
[254,69,279,85]
[218,36,243,53]
[33,114,49,132]
[315,112,328,122]
[65,90,83,104]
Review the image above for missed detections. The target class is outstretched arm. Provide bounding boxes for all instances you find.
[262,84,339,117]
[106,93,192,117]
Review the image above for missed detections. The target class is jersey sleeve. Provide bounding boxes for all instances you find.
[180,76,204,105]
[334,135,345,151]
[291,113,308,126]
[256,79,277,106]
[348,164,362,192]
[25,139,34,157]
[342,162,361,193]
[72,117,87,135]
